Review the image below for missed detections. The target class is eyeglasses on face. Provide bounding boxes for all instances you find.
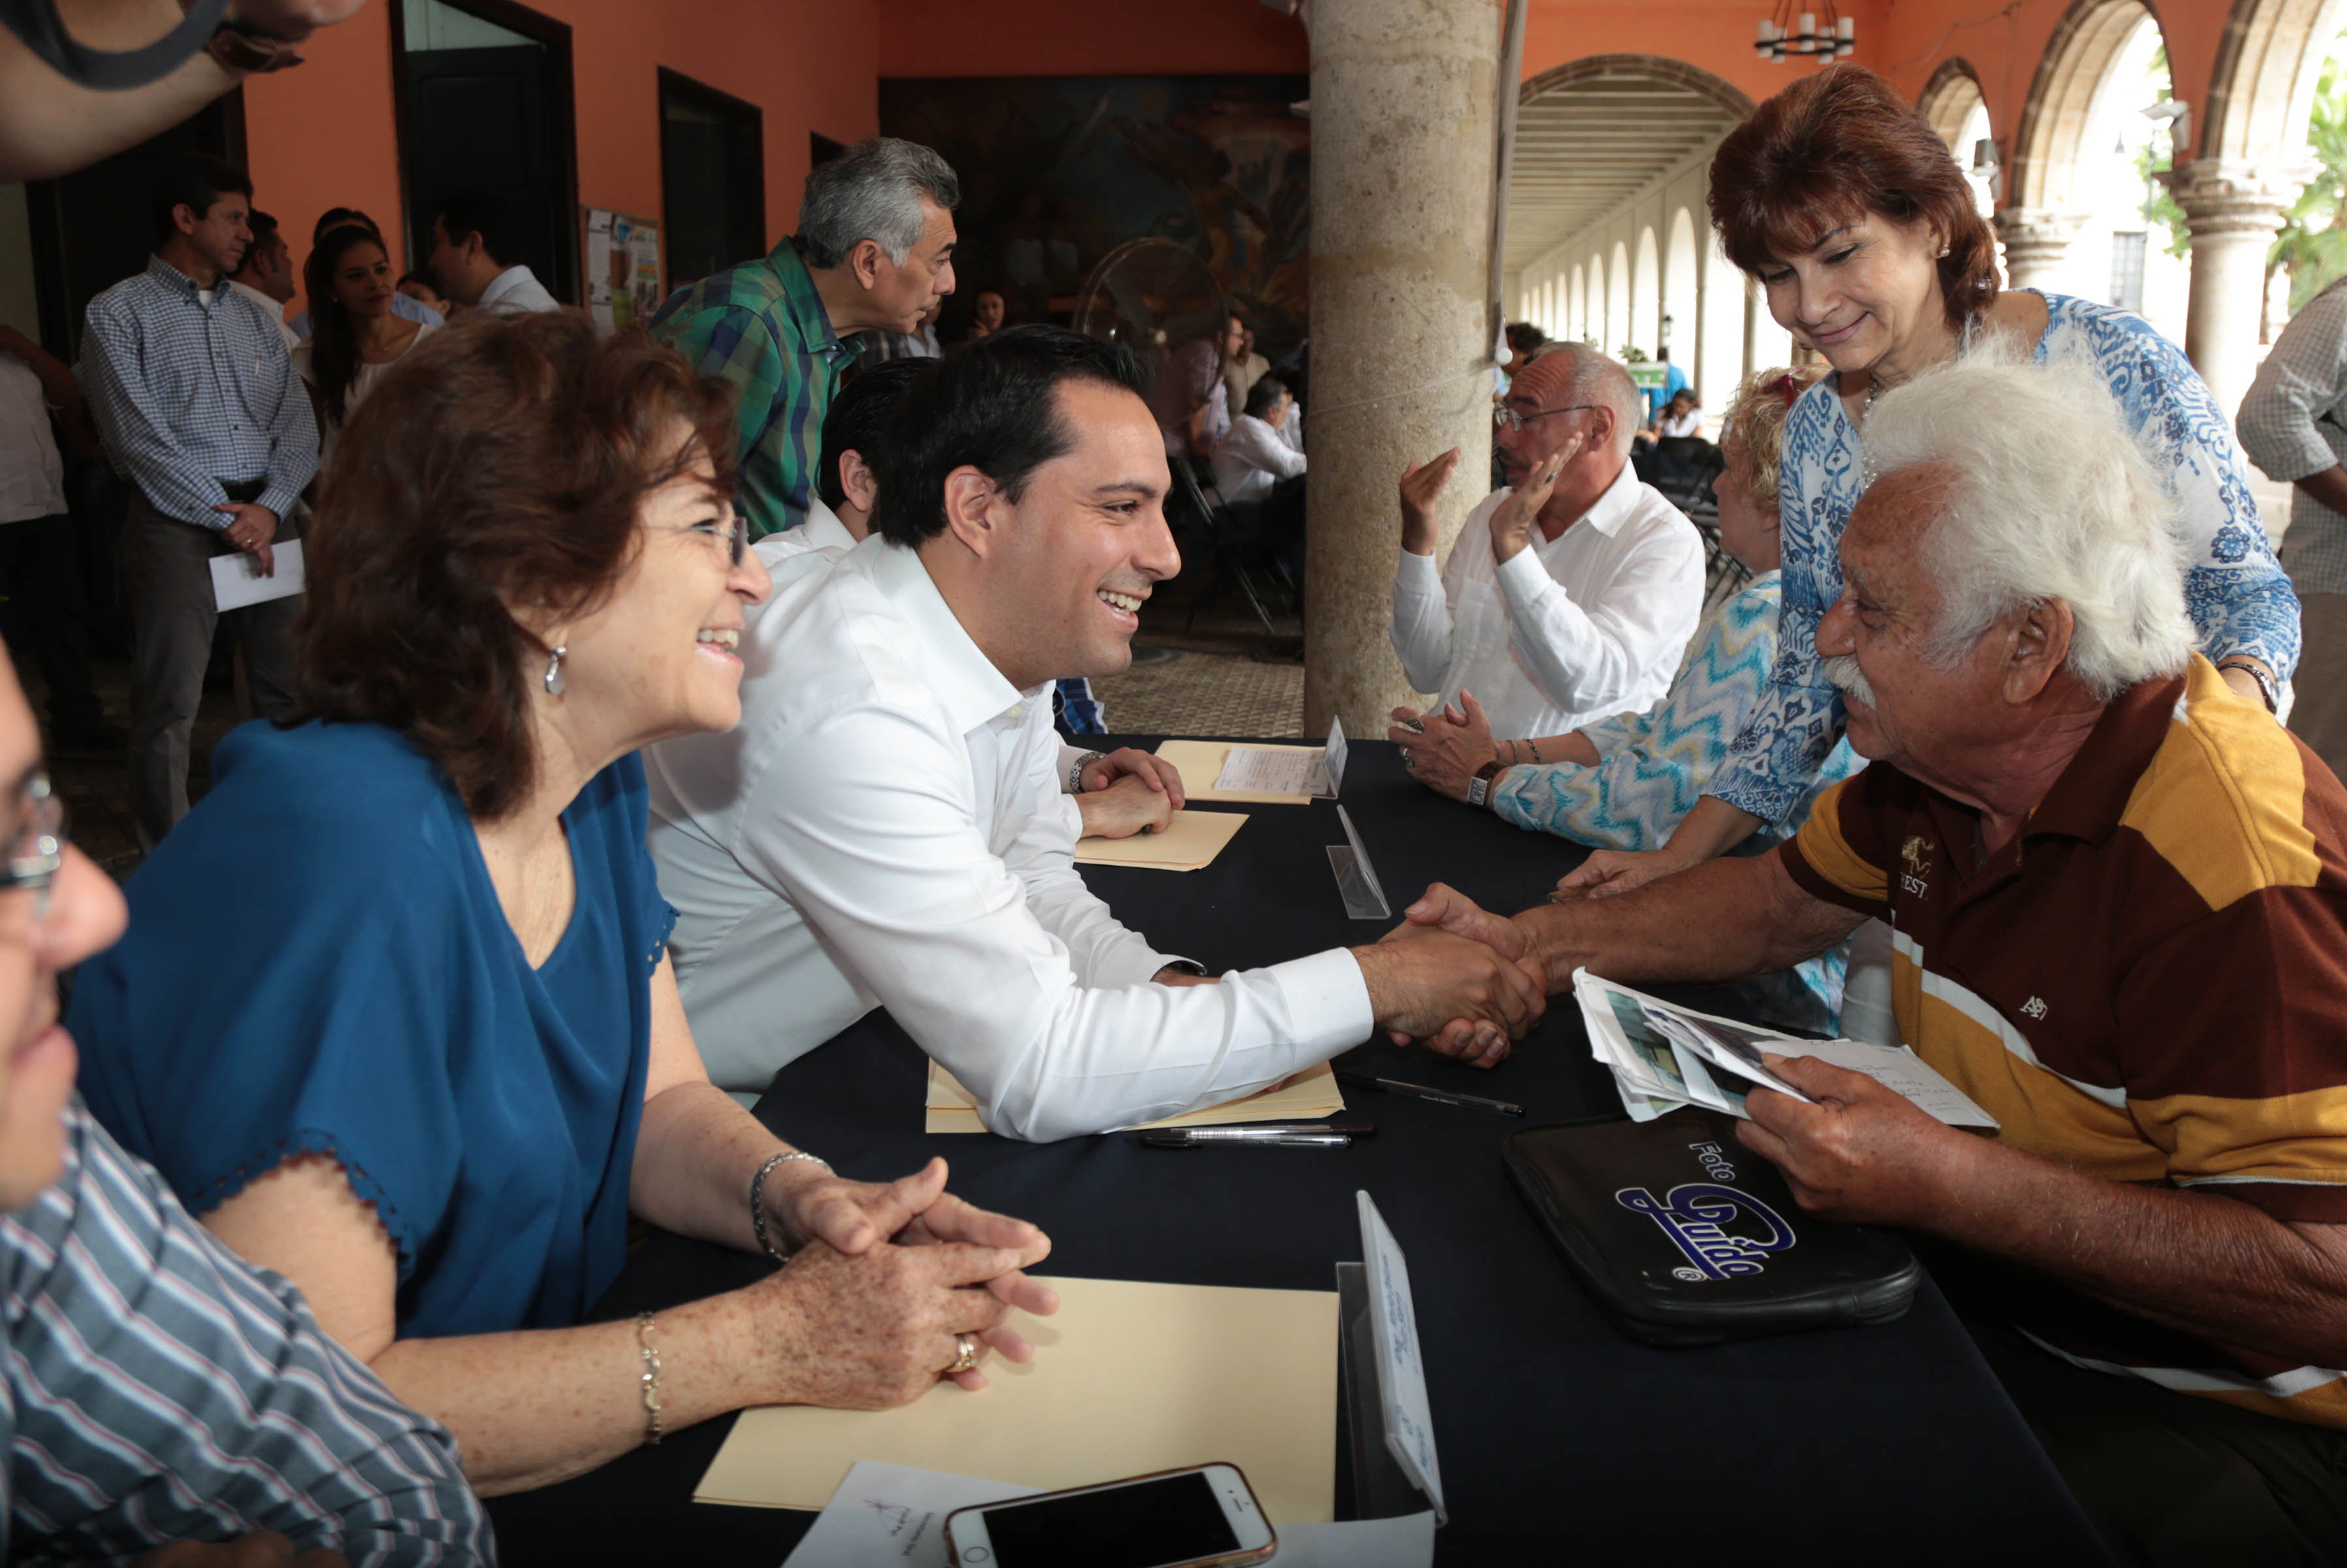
[649,509,749,567]
[1494,402,1598,433]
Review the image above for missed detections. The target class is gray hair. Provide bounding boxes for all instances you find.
[1525,342,1642,456]
[798,138,960,270]
[1860,342,2194,702]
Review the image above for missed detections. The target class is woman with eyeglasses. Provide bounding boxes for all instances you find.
[68,312,1057,1496]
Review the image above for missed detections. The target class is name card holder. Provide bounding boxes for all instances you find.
[1334,1192,1447,1525]
[1327,804,1390,920]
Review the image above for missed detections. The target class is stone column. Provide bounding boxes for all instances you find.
[2166,157,2314,424]
[1993,207,2086,292]
[1303,0,1501,738]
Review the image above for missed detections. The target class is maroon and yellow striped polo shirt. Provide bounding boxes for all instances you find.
[1780,655,2347,1429]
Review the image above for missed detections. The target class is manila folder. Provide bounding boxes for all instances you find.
[693,1275,1338,1523]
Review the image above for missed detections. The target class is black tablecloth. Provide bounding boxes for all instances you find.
[487,739,2109,1565]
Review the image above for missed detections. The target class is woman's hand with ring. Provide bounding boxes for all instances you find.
[746,1238,1041,1407]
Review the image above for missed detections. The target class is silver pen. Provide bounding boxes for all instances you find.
[1138,1130,1352,1149]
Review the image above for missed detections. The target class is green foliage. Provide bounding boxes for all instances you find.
[1618,344,1650,362]
[2139,42,2191,261]
[2270,53,2347,312]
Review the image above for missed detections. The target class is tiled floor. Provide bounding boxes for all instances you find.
[1092,647,1304,738]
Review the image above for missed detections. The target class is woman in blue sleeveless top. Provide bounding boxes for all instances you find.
[70,314,1055,1495]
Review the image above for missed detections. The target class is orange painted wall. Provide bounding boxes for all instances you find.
[878,0,1307,78]
[1520,0,1894,105]
[1871,0,2235,154]
[239,0,880,316]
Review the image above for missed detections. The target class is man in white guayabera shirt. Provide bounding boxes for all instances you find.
[1390,342,1706,742]
[647,327,1546,1140]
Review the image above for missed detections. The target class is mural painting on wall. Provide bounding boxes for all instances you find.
[878,74,1310,362]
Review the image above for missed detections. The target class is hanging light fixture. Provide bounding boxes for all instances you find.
[1754,1,1854,63]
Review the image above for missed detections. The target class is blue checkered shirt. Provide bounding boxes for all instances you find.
[1,1102,491,1563]
[2241,280,2347,597]
[80,255,318,528]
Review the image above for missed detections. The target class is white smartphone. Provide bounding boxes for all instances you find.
[941,1462,1277,1568]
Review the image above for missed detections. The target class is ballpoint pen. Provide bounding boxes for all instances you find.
[1138,1130,1353,1148]
[1334,1070,1524,1117]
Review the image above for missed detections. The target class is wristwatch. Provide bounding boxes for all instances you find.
[1465,759,1507,809]
[2216,658,2280,713]
[1067,750,1109,794]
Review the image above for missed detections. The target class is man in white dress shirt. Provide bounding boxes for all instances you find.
[223,209,298,353]
[1390,344,1705,741]
[1210,376,1305,504]
[425,192,559,315]
[647,327,1545,1137]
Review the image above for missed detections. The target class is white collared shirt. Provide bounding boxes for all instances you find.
[1211,412,1307,504]
[766,495,861,560]
[1390,457,1705,739]
[478,265,559,314]
[226,279,299,353]
[646,535,1375,1140]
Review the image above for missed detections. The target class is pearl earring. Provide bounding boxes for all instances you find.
[1935,245,1951,258]
[543,644,566,697]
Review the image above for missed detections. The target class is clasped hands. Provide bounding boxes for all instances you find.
[1388,690,1498,801]
[757,1156,1058,1407]
[1077,747,1187,840]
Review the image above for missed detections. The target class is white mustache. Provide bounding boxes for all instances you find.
[1822,654,1876,709]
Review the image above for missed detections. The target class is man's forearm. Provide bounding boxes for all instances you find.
[2297,465,2347,517]
[1921,1134,2347,1369]
[1518,853,1854,992]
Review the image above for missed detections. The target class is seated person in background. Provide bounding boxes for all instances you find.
[1392,343,1705,743]
[1405,353,2347,1562]
[964,287,1006,343]
[1636,387,1701,446]
[1211,374,1307,585]
[1211,374,1307,504]
[1392,367,1856,1032]
[646,326,1544,1137]
[0,648,489,1561]
[397,268,453,322]
[1155,315,1243,461]
[69,314,1055,1496]
[780,356,1183,841]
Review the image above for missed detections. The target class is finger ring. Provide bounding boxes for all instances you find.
[1400,716,1426,734]
[949,1332,980,1375]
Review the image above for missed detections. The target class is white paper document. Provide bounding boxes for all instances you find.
[1572,968,1998,1129]
[781,1462,1434,1568]
[1214,745,1325,796]
[209,540,305,611]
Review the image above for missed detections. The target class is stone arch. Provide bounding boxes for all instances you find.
[2007,0,2166,214]
[1918,57,1989,154]
[1588,250,1606,344]
[1608,238,1632,353]
[1517,52,1756,119]
[2199,0,2347,163]
[1664,206,1700,366]
[1633,224,1662,356]
[1570,263,1585,338]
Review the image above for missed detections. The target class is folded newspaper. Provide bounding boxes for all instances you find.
[1572,968,1998,1129]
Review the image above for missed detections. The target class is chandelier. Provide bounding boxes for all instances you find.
[1754,2,1853,62]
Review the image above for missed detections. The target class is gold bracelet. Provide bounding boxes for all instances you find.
[636,1311,664,1446]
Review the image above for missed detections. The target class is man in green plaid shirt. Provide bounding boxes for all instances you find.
[652,138,960,539]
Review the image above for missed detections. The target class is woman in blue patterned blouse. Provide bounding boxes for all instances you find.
[1563,63,2299,901]
[1392,367,1857,1029]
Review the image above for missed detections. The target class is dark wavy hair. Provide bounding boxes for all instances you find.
[288,312,737,819]
[1708,63,1999,333]
[300,223,388,428]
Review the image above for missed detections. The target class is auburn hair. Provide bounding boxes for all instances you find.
[288,311,737,819]
[1708,63,1999,332]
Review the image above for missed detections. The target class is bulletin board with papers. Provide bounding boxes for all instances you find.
[582,207,664,335]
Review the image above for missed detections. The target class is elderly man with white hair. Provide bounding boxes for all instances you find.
[1390,343,1705,745]
[1406,351,2347,1564]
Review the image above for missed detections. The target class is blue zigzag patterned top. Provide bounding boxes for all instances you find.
[1492,570,1858,1032]
[1708,291,2302,825]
